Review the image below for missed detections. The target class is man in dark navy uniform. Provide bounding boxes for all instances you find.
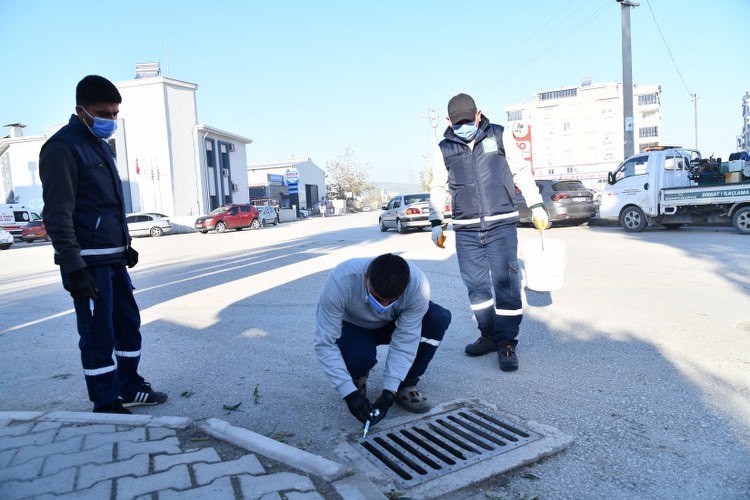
[39,75,167,413]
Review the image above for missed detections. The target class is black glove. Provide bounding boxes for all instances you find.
[126,245,139,268]
[68,268,98,300]
[344,390,371,424]
[369,390,396,425]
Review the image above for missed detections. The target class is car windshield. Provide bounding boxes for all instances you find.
[208,207,228,215]
[403,194,429,205]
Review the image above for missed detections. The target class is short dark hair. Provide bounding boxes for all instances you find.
[76,75,122,107]
[368,253,410,299]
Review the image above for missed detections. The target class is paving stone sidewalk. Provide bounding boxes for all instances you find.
[0,411,385,500]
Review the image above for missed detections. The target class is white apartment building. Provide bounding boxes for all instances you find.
[505,80,661,187]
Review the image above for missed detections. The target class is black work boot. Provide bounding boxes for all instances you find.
[464,335,497,356]
[498,343,519,371]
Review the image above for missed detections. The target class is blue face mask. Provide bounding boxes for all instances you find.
[81,107,118,138]
[367,290,397,314]
[453,121,478,141]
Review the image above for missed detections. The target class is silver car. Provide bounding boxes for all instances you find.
[126,212,172,237]
[379,193,452,233]
[257,206,279,227]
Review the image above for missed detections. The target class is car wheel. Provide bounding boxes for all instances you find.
[149,226,164,237]
[215,221,227,233]
[251,218,261,230]
[663,223,683,230]
[0,244,11,250]
[396,218,408,234]
[620,206,647,233]
[732,207,750,235]
[24,238,34,243]
[200,230,208,234]
[379,218,388,232]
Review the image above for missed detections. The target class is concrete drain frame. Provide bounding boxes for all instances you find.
[338,399,573,497]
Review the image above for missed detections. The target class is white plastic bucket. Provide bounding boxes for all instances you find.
[520,237,567,292]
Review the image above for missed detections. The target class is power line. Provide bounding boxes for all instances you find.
[645,0,691,96]
[469,0,583,90]
[476,0,614,96]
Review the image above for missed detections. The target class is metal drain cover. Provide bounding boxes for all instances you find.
[345,399,573,496]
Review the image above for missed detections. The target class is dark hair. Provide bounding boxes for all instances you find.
[76,75,122,106]
[368,253,410,299]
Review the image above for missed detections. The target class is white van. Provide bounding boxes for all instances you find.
[0,204,42,238]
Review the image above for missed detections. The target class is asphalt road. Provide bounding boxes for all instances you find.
[1,213,748,499]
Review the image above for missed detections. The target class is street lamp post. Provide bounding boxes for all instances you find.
[618,0,639,159]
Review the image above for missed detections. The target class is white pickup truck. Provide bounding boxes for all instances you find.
[599,147,750,234]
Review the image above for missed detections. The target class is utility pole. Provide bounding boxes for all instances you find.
[691,93,698,149]
[618,0,639,158]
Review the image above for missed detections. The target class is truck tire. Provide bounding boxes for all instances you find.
[732,207,750,235]
[620,206,648,233]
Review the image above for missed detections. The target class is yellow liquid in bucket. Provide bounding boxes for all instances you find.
[520,237,567,291]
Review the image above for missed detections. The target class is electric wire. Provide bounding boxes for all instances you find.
[645,0,692,96]
[475,0,614,96]
[468,0,583,90]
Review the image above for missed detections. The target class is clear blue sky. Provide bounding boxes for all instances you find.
[1,0,748,184]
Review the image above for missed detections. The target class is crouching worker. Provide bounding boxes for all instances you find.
[314,253,451,427]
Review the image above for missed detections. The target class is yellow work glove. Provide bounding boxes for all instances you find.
[531,205,549,231]
[431,225,446,248]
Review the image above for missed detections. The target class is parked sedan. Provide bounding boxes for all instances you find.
[0,228,13,250]
[379,193,452,233]
[126,212,172,237]
[516,180,595,228]
[22,220,49,243]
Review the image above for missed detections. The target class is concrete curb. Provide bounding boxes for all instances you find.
[199,417,350,482]
[0,411,191,429]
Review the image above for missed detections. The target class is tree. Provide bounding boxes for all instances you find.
[325,147,374,200]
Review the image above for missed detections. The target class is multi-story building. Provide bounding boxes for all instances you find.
[0,64,252,219]
[504,80,661,188]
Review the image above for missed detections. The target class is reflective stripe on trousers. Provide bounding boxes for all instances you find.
[455,224,522,345]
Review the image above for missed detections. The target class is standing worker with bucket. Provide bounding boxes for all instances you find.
[428,93,548,371]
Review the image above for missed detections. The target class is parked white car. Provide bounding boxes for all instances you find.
[0,228,14,250]
[126,212,172,237]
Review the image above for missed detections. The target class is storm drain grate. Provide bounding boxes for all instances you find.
[357,402,543,489]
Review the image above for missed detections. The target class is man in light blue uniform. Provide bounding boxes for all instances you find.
[315,254,451,425]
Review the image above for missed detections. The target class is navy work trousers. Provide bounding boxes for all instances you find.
[336,301,451,387]
[62,264,145,410]
[454,223,522,346]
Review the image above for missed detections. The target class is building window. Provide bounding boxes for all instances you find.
[507,110,522,121]
[639,126,658,138]
[638,93,660,106]
[537,88,577,101]
[547,169,555,175]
